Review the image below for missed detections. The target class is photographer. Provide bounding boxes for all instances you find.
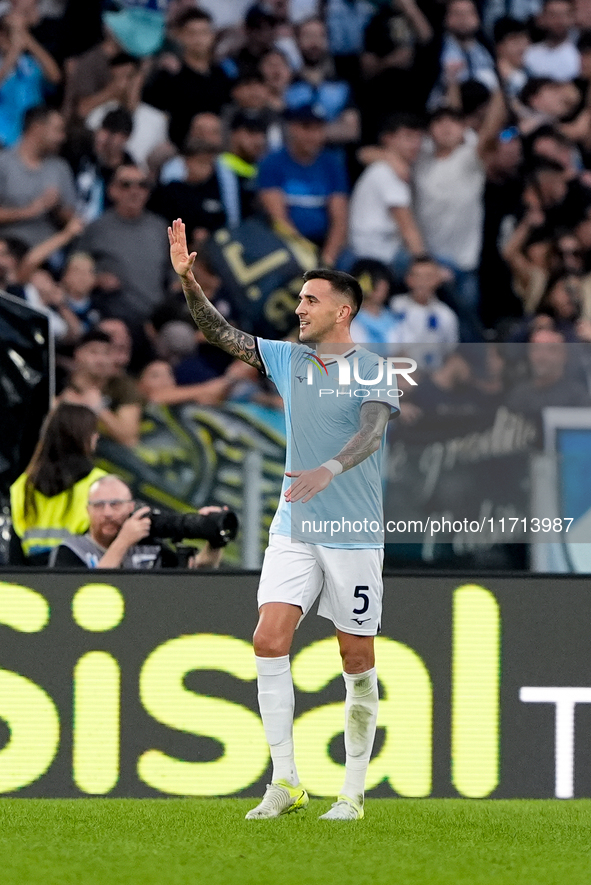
[49,475,228,569]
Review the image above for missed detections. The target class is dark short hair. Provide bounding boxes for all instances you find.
[520,77,555,107]
[101,107,133,136]
[494,15,528,43]
[23,105,55,133]
[429,106,465,124]
[302,269,363,317]
[75,329,112,350]
[175,8,212,29]
[578,29,591,52]
[380,113,425,138]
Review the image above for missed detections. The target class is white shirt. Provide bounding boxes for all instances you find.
[86,101,169,165]
[524,40,581,81]
[349,161,411,263]
[413,131,485,271]
[389,293,459,369]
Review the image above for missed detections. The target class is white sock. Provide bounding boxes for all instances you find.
[255,654,299,787]
[341,668,379,806]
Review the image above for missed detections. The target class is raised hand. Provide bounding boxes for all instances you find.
[168,218,197,279]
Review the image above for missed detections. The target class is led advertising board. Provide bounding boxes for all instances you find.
[0,572,590,799]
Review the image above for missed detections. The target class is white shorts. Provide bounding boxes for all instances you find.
[257,533,384,635]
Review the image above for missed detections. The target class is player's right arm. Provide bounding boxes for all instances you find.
[168,218,264,372]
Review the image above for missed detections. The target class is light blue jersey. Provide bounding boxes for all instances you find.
[257,338,399,548]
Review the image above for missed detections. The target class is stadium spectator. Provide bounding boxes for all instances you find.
[9,402,106,564]
[143,9,232,149]
[77,161,171,323]
[524,0,580,81]
[285,16,360,145]
[66,107,134,223]
[390,257,460,367]
[349,114,425,270]
[429,0,497,110]
[494,17,531,98]
[149,139,227,236]
[259,46,292,112]
[0,9,61,148]
[506,327,591,418]
[224,71,284,151]
[60,328,142,447]
[257,103,348,266]
[0,105,76,249]
[60,251,100,332]
[217,111,268,226]
[84,52,168,166]
[138,357,232,406]
[50,473,224,568]
[412,92,507,341]
[62,21,126,122]
[535,272,589,339]
[226,5,278,77]
[157,111,224,185]
[349,259,400,347]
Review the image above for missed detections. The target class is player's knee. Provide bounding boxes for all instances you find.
[253,626,291,658]
[341,651,373,673]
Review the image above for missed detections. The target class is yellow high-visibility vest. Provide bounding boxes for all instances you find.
[10,467,107,557]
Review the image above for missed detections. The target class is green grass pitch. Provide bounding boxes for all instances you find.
[1,798,591,885]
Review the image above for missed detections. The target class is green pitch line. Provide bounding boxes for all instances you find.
[1,799,591,885]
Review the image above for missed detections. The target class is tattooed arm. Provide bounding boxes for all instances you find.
[285,401,392,503]
[168,218,264,371]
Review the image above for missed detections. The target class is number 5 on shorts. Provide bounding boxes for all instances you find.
[353,585,369,614]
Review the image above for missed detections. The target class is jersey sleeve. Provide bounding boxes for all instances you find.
[256,338,293,390]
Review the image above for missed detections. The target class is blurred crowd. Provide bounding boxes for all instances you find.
[3,0,591,446]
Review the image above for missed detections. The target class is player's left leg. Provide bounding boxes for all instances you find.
[313,545,383,821]
[318,632,378,821]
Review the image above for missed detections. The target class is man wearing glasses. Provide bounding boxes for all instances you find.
[50,474,222,569]
[77,161,171,321]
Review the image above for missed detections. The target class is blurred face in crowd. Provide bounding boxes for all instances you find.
[37,110,66,155]
[297,18,329,66]
[545,275,581,319]
[138,360,176,400]
[445,0,480,40]
[288,119,326,159]
[496,31,530,66]
[232,78,271,111]
[109,165,150,219]
[109,59,138,97]
[528,329,567,384]
[528,81,570,116]
[74,339,113,382]
[94,126,129,168]
[231,125,267,163]
[538,168,568,205]
[541,0,575,43]
[245,16,276,55]
[99,318,132,373]
[184,147,217,183]
[259,49,292,94]
[177,17,214,59]
[188,113,223,150]
[87,477,135,549]
[382,126,424,164]
[554,233,584,273]
[61,254,96,300]
[406,261,442,304]
[429,114,466,153]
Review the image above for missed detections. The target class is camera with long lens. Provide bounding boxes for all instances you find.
[148,508,239,548]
